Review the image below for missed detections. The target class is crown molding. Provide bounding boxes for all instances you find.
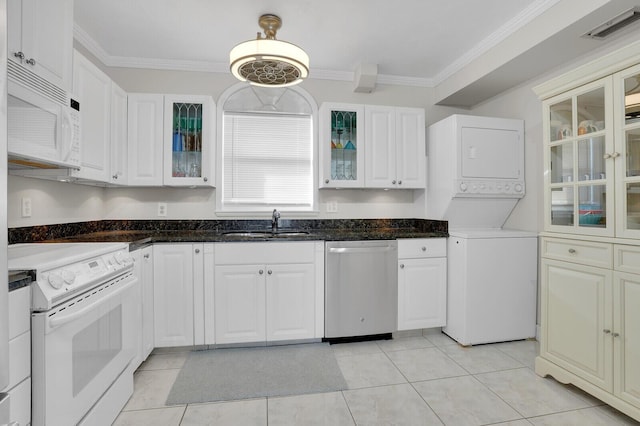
[432,0,561,85]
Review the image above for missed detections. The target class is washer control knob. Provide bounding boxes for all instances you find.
[515,183,523,192]
[61,269,76,284]
[459,182,468,192]
[48,273,64,289]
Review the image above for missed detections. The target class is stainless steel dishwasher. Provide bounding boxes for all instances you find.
[325,240,398,339]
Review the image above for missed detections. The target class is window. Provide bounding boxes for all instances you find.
[217,84,317,213]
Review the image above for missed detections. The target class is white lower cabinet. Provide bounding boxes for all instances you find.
[211,242,324,345]
[153,244,208,347]
[132,246,154,365]
[537,236,640,421]
[397,238,447,331]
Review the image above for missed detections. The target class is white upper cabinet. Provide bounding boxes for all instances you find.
[72,51,112,183]
[365,106,425,189]
[110,83,128,185]
[163,95,215,187]
[8,0,73,91]
[319,103,365,188]
[127,94,164,186]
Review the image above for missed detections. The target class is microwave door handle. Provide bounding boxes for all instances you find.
[60,108,75,162]
[48,277,137,329]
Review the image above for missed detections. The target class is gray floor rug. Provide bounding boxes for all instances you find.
[166,343,347,404]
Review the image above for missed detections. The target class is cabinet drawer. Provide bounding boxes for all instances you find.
[9,286,30,339]
[541,237,612,268]
[9,331,30,389]
[398,238,446,258]
[614,244,640,274]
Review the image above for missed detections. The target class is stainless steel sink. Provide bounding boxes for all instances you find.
[271,231,310,237]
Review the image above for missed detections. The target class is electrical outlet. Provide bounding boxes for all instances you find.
[21,197,32,218]
[157,202,167,217]
[326,200,338,213]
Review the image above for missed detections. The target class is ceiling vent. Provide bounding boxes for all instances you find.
[583,6,640,39]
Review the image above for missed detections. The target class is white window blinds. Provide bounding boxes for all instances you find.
[222,112,313,210]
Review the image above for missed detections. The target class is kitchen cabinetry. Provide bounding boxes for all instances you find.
[319,102,425,189]
[128,94,164,186]
[365,106,425,189]
[8,286,31,426]
[163,95,215,187]
[110,83,128,184]
[538,237,640,420]
[211,242,324,345]
[132,246,154,365]
[397,238,446,330]
[319,103,365,188]
[8,0,73,90]
[153,244,208,347]
[128,93,216,187]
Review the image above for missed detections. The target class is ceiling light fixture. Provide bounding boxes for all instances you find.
[229,14,309,87]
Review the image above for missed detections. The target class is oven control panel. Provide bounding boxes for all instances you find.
[34,249,133,310]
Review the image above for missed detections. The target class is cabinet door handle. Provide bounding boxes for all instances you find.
[267,270,272,275]
[203,177,208,182]
[195,248,200,254]
[603,329,611,334]
[603,153,612,159]
[259,269,264,275]
[612,332,620,337]
[568,248,576,254]
[26,57,36,66]
[399,264,404,269]
[611,152,621,158]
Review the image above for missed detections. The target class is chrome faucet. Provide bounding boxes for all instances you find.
[271,209,281,233]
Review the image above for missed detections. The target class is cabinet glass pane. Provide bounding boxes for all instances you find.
[171,102,203,178]
[551,186,574,226]
[330,110,358,181]
[550,142,573,184]
[578,184,606,228]
[627,128,640,177]
[624,73,640,125]
[550,99,572,142]
[576,88,605,135]
[627,183,640,230]
[578,136,606,181]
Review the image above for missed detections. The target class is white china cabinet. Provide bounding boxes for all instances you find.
[535,41,640,422]
[8,0,73,91]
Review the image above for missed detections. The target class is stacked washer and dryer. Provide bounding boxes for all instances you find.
[427,114,538,346]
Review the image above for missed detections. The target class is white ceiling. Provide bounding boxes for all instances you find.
[74,0,640,106]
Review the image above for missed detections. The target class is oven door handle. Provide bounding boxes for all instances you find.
[49,277,137,329]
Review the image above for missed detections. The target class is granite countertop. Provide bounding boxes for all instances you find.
[8,219,448,250]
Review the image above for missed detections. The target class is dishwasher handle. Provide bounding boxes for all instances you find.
[327,245,396,254]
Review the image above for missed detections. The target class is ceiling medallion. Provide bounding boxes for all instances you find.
[229,14,309,87]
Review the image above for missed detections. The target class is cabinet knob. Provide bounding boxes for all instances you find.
[612,152,621,158]
[392,180,397,184]
[26,58,36,66]
[400,264,404,269]
[112,174,118,180]
[143,254,150,259]
[612,332,620,337]
[421,246,426,251]
[195,248,200,254]
[325,179,330,184]
[13,51,24,61]
[568,248,576,254]
[268,270,272,275]
[603,153,612,159]
[603,329,611,334]
[203,177,208,182]
[398,180,402,185]
[259,269,264,275]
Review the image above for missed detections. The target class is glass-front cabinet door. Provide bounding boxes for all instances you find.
[614,63,640,239]
[319,103,364,188]
[544,76,614,236]
[163,95,215,187]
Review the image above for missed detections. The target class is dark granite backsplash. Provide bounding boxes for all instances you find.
[9,219,448,244]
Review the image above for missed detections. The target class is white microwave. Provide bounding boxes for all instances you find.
[7,79,81,169]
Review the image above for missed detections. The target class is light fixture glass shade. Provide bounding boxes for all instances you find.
[230,39,309,87]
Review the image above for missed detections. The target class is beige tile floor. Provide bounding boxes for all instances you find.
[113,331,639,425]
